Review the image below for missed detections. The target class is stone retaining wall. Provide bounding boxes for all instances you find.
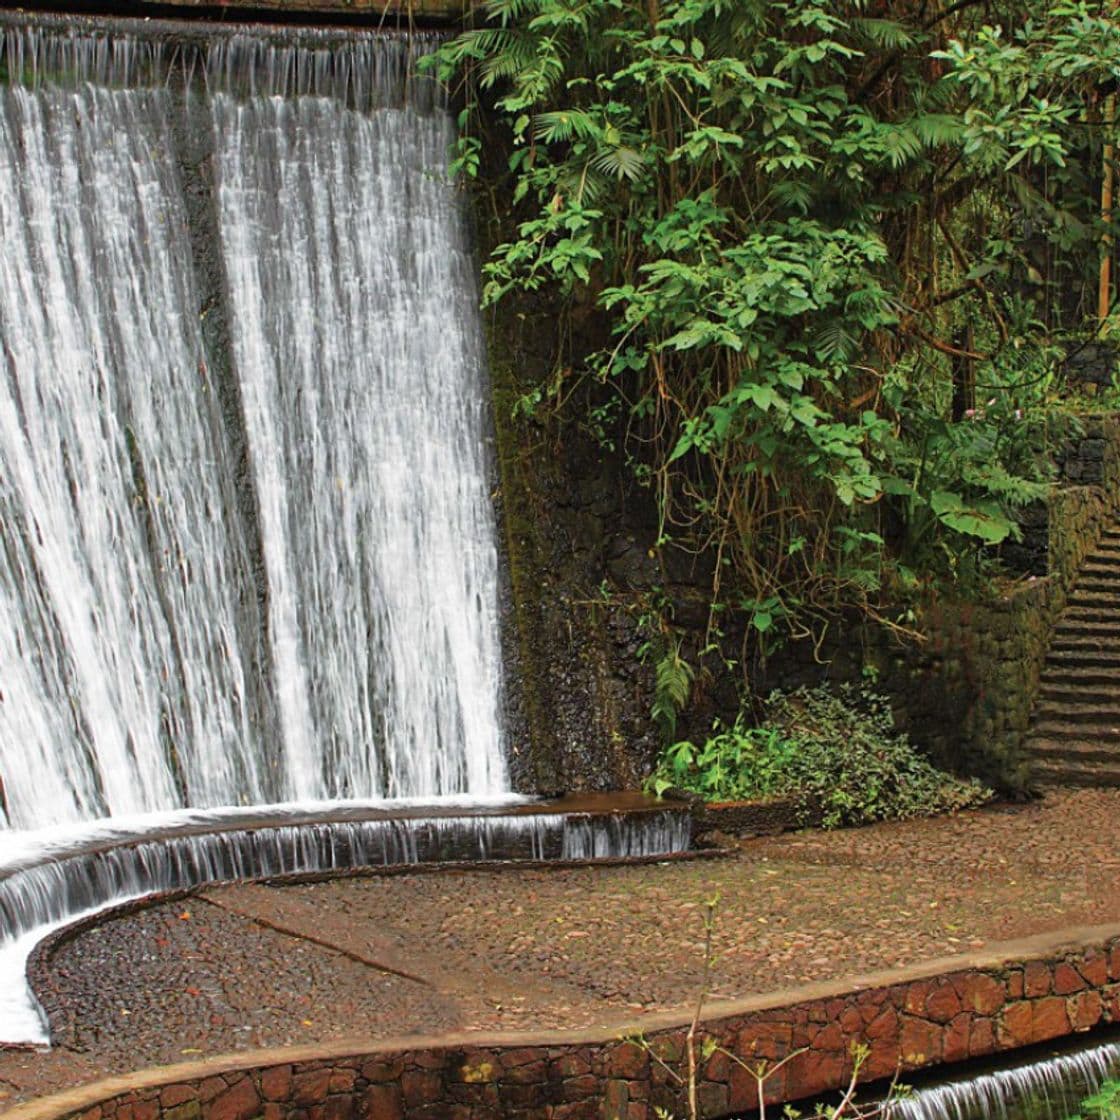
[762,412,1120,791]
[12,926,1120,1120]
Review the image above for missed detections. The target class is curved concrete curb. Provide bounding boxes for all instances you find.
[6,922,1120,1120]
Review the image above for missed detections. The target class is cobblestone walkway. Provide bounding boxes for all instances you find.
[3,786,1120,1107]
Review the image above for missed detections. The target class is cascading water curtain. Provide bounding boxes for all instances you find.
[0,24,509,832]
[207,34,508,802]
[0,29,266,828]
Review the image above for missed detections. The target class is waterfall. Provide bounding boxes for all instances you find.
[887,1036,1120,1120]
[0,23,508,832]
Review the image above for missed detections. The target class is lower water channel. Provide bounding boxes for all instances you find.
[885,1029,1120,1120]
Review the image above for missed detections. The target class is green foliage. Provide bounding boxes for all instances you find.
[434,0,1120,649]
[1069,1078,1120,1120]
[649,640,695,740]
[647,720,798,801]
[647,685,992,827]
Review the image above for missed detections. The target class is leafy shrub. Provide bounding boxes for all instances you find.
[647,685,991,828]
[1070,1077,1120,1120]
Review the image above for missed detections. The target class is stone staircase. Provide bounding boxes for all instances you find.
[1028,526,1120,786]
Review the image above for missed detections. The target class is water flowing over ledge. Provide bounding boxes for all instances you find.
[0,796,693,1045]
[0,13,505,831]
[888,1033,1120,1120]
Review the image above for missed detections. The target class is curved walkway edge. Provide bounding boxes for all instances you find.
[6,922,1120,1120]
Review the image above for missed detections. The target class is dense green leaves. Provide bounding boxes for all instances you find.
[646,686,993,827]
[434,0,1120,647]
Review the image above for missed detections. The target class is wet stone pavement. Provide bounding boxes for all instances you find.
[3,786,1120,1107]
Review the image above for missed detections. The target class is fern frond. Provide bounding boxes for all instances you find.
[851,17,916,49]
[591,144,645,182]
[533,109,601,143]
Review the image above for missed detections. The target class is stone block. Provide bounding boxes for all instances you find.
[292,1070,332,1106]
[163,1102,202,1120]
[999,1001,1034,1047]
[550,1052,591,1079]
[1053,963,1086,995]
[863,1005,899,1044]
[261,1066,292,1102]
[952,972,1005,1016]
[361,1059,404,1084]
[207,1078,260,1120]
[943,1013,972,1064]
[160,1085,198,1110]
[862,1037,901,1082]
[313,1099,353,1120]
[199,1079,227,1104]
[1024,961,1052,998]
[1078,951,1109,987]
[925,982,962,1023]
[504,1057,546,1084]
[696,1082,730,1118]
[1006,970,1024,1000]
[705,1049,731,1084]
[1031,997,1071,1042]
[904,981,932,1017]
[603,1079,630,1120]
[550,1101,599,1120]
[364,1083,403,1120]
[740,1022,793,1060]
[560,1074,599,1102]
[899,1017,942,1067]
[811,1022,844,1051]
[329,1069,356,1093]
[1071,990,1104,1031]
[786,1046,845,1100]
[499,1047,544,1070]
[604,1043,647,1079]
[496,1082,548,1110]
[400,1071,442,1108]
[1108,942,1120,981]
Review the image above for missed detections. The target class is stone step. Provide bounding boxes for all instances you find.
[1051,619,1120,637]
[1039,682,1120,706]
[1057,597,1120,616]
[1061,586,1120,604]
[1079,559,1120,574]
[1059,607,1118,623]
[1046,650,1120,670]
[1066,582,1120,600]
[1048,635,1120,653]
[1041,666,1120,687]
[1031,758,1120,787]
[1029,719,1120,741]
[1027,737,1120,764]
[1032,699,1120,722]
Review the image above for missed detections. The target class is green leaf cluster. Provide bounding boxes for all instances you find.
[647,685,992,828]
[434,0,1120,643]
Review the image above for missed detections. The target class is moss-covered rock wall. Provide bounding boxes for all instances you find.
[493,367,1120,795]
[750,415,1120,793]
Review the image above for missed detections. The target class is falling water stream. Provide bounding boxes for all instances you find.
[0,16,691,1046]
[886,1033,1120,1120]
[0,25,507,828]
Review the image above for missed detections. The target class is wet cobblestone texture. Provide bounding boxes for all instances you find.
[3,786,1120,1112]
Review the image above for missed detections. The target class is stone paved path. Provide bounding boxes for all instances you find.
[3,786,1120,1108]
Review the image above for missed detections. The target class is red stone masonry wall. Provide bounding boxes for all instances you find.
[10,926,1120,1120]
